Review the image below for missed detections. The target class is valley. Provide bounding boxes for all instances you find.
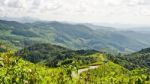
[1,0,150,83]
[1,20,150,53]
[0,20,150,84]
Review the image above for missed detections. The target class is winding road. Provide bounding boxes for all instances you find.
[72,65,100,78]
[78,65,99,75]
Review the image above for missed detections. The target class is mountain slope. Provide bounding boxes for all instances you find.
[16,43,100,67]
[107,47,150,70]
[79,61,150,84]
[0,43,150,84]
[1,20,150,52]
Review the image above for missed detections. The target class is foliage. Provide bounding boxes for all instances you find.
[0,51,78,84]
[107,48,150,70]
[16,43,100,67]
[0,47,149,84]
[79,62,150,84]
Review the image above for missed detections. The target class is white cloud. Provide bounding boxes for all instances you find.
[0,0,150,25]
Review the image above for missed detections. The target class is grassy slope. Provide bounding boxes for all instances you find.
[0,51,77,84]
[79,62,150,84]
[0,48,150,84]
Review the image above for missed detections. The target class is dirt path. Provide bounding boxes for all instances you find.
[78,65,99,75]
[72,65,100,78]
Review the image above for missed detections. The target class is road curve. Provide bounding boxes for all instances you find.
[78,65,99,75]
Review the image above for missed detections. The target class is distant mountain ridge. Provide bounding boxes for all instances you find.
[0,17,39,23]
[0,19,150,52]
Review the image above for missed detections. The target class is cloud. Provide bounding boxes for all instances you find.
[3,0,22,8]
[0,0,150,25]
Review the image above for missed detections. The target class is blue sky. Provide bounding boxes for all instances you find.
[0,0,150,25]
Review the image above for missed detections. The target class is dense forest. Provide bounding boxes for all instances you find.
[107,48,150,71]
[0,42,149,84]
[16,43,99,67]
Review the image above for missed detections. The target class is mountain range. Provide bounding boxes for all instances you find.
[0,19,150,83]
[0,19,150,53]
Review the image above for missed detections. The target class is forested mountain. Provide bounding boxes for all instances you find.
[0,17,39,23]
[16,43,150,70]
[107,47,150,70]
[16,43,99,67]
[1,20,150,52]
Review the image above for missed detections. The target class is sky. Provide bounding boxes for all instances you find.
[0,0,150,25]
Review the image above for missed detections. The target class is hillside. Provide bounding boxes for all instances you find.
[107,48,150,70]
[0,44,149,83]
[1,20,150,52]
[16,43,100,67]
[0,50,78,84]
[79,62,150,84]
[1,0,150,83]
